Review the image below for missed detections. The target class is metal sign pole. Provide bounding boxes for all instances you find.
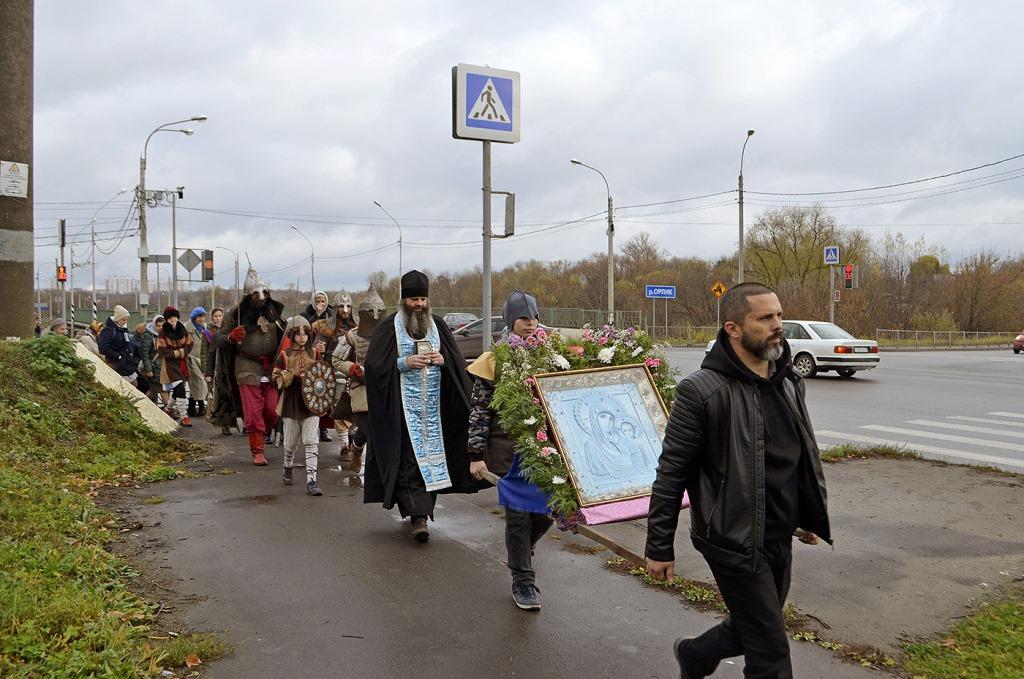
[716,297,721,328]
[829,265,835,324]
[482,140,493,352]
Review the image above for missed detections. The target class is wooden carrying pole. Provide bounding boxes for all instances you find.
[478,469,646,567]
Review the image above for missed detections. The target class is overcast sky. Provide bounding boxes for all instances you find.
[31,1,1024,297]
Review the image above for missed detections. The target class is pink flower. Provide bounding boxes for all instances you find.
[569,345,585,356]
[582,329,594,341]
[597,336,608,345]
[526,335,539,347]
[535,328,548,341]
[536,430,548,442]
[645,357,662,369]
[533,398,541,405]
[540,446,557,458]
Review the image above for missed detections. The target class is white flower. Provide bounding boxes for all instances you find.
[551,354,571,370]
[523,416,537,426]
[631,346,644,357]
[597,347,615,364]
[551,475,567,485]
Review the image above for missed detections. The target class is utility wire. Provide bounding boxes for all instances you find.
[745,151,1024,196]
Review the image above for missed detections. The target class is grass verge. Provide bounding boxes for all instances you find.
[0,335,225,677]
[903,585,1024,679]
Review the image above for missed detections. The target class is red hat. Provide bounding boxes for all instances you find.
[163,306,181,320]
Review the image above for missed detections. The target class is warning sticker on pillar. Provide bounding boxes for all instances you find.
[452,64,521,143]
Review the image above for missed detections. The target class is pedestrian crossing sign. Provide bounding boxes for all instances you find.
[453,63,521,143]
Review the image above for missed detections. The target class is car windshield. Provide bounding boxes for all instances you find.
[809,323,855,340]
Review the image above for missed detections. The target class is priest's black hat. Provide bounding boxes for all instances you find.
[401,270,429,298]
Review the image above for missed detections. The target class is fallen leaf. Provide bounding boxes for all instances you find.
[185,655,202,668]
[940,638,957,648]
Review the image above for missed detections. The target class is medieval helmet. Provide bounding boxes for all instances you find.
[334,289,354,316]
[357,285,387,338]
[243,266,270,302]
[502,289,540,330]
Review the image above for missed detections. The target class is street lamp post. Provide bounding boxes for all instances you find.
[290,224,316,298]
[217,246,240,308]
[372,201,403,305]
[570,159,615,325]
[139,115,206,316]
[87,188,128,321]
[738,129,755,284]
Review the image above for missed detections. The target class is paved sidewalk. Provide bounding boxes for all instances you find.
[121,422,878,678]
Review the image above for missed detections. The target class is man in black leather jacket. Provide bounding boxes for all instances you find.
[645,282,831,679]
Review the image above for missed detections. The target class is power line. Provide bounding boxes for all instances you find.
[746,151,1024,196]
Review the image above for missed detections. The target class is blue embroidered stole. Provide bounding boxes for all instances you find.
[394,314,452,491]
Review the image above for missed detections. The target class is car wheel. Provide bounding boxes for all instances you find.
[1015,347,1021,354]
[793,353,817,378]
[837,368,856,378]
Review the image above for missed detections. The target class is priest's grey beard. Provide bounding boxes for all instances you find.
[740,329,784,362]
[402,303,431,340]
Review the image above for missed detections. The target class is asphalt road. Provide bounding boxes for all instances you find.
[132,433,873,679]
[663,347,1024,472]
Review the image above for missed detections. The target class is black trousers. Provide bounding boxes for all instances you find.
[505,509,553,586]
[689,539,793,679]
[393,426,436,519]
[352,412,368,448]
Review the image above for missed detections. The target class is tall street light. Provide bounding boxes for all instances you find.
[372,200,403,305]
[290,224,316,297]
[88,187,128,320]
[216,245,240,307]
[738,129,755,284]
[139,114,206,315]
[570,158,615,325]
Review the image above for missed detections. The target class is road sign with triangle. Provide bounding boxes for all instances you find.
[452,63,521,143]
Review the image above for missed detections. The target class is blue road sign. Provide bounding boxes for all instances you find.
[452,63,521,143]
[823,246,840,265]
[645,285,676,299]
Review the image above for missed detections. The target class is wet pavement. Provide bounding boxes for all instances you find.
[127,423,875,678]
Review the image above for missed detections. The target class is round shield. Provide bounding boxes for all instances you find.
[301,360,337,417]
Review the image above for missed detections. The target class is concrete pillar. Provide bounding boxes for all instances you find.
[0,0,34,339]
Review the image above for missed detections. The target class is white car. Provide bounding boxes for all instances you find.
[705,320,880,378]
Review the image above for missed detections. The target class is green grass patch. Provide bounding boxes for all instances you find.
[0,335,215,677]
[820,443,921,463]
[904,587,1024,679]
[157,631,232,669]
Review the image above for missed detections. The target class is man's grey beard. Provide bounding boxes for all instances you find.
[741,330,784,362]
[402,303,431,339]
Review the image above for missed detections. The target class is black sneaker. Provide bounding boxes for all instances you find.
[319,428,332,442]
[282,467,293,485]
[673,638,719,679]
[306,480,323,496]
[411,517,430,543]
[512,582,541,611]
[264,433,273,445]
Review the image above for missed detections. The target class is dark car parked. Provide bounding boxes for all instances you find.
[442,312,479,331]
[453,317,507,360]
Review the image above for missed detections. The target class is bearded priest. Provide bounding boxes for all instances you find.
[362,270,485,542]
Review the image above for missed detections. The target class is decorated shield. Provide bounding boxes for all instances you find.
[301,360,337,416]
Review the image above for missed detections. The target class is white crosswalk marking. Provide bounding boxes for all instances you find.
[948,416,1024,428]
[988,412,1024,419]
[861,425,1024,452]
[907,419,1024,439]
[815,430,1024,471]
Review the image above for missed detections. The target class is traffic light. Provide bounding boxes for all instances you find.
[202,250,214,282]
[844,263,853,289]
[56,265,67,282]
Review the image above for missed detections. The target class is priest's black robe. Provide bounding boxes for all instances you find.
[362,312,487,510]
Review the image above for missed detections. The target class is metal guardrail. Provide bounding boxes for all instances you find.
[875,328,1019,349]
[432,307,642,330]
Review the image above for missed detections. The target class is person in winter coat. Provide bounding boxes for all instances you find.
[132,323,149,394]
[301,291,335,443]
[98,305,139,385]
[78,320,103,356]
[204,308,233,435]
[46,318,68,336]
[157,306,194,426]
[272,316,327,496]
[184,307,212,417]
[140,315,169,409]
